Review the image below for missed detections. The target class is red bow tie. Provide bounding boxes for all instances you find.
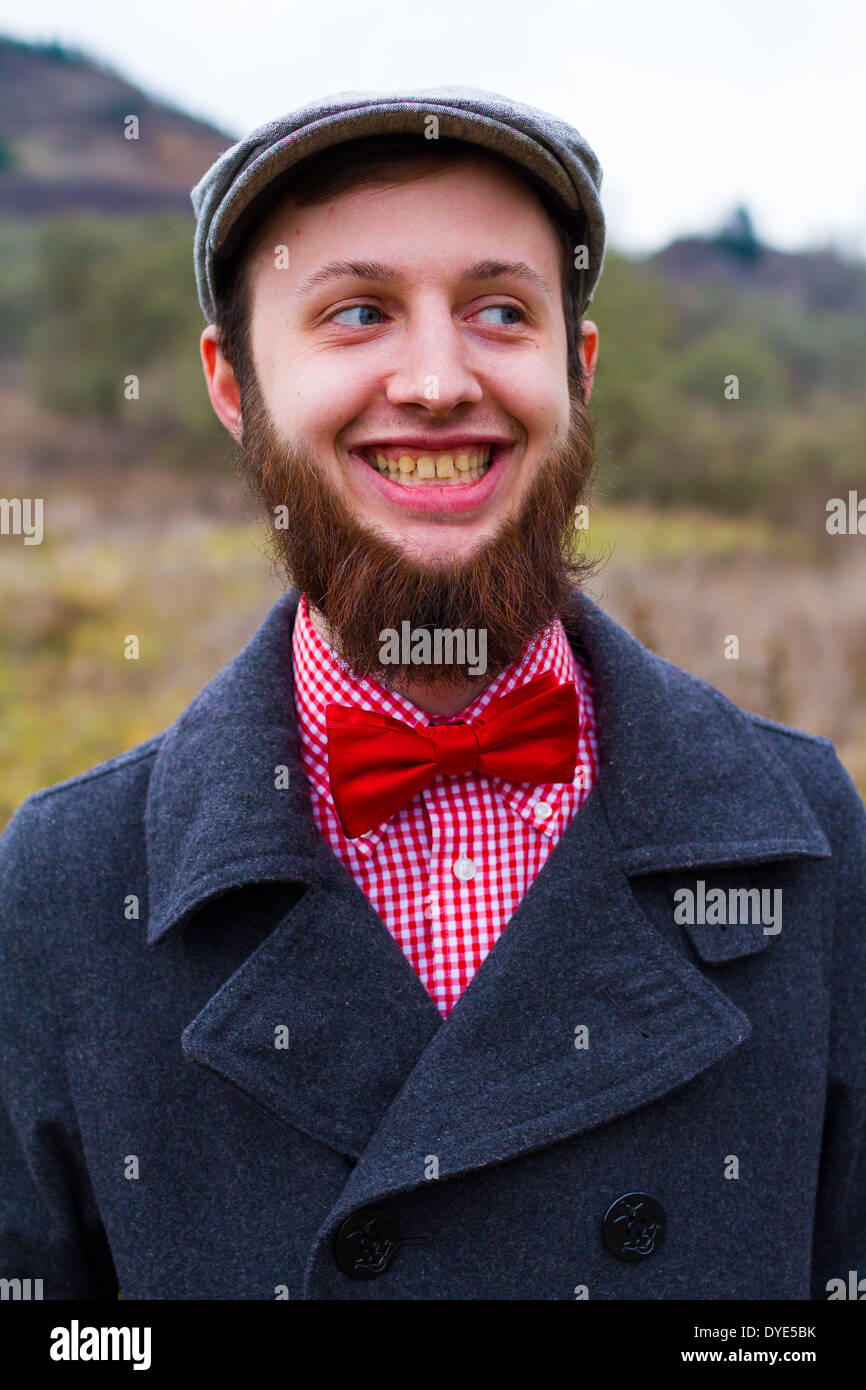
[325,670,579,839]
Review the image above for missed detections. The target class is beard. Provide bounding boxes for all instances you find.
[235,375,598,692]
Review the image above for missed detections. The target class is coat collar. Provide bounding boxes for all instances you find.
[145,585,829,945]
[560,592,831,874]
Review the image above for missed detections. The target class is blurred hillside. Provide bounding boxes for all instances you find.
[651,205,866,315]
[0,35,232,213]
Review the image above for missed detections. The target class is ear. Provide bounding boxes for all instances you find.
[578,320,599,400]
[200,325,243,440]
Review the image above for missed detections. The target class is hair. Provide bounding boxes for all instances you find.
[212,133,590,407]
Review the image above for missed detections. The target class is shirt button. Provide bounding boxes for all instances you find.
[453,857,476,882]
[534,800,553,822]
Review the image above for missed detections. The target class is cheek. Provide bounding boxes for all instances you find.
[515,391,569,452]
[270,360,374,440]
[499,356,569,428]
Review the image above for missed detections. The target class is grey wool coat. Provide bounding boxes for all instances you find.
[1,587,865,1301]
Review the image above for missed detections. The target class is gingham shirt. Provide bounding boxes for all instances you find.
[292,593,599,1018]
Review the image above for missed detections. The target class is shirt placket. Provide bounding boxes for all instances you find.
[430,776,484,1016]
[420,782,450,1014]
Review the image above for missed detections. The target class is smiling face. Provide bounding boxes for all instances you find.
[204,149,597,564]
[200,145,600,703]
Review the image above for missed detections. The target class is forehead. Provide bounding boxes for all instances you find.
[245,150,564,282]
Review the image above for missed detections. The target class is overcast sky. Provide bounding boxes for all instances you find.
[2,0,863,258]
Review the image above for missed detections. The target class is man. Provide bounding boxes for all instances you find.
[1,87,865,1302]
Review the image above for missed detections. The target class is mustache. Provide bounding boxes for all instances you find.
[234,380,600,688]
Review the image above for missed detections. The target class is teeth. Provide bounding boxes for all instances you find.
[365,445,494,483]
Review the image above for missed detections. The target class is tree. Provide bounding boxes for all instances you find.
[714,204,762,263]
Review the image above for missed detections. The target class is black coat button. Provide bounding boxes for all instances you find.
[334,1207,400,1279]
[602,1192,666,1261]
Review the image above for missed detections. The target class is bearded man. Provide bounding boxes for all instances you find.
[1,88,865,1304]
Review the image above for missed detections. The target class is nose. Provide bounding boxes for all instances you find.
[383,297,484,414]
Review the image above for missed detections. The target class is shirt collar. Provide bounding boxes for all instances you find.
[292,592,592,845]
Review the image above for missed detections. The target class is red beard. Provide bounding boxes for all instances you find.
[236,377,599,691]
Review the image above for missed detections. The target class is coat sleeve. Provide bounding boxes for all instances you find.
[0,798,118,1299]
[810,750,866,1298]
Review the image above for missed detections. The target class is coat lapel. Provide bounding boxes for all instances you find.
[144,587,831,1213]
[319,785,757,1216]
[178,868,442,1160]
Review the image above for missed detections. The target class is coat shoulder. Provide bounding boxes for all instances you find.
[662,652,866,851]
[745,709,866,850]
[14,730,165,809]
[0,733,165,918]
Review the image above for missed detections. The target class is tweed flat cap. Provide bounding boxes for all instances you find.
[190,85,606,324]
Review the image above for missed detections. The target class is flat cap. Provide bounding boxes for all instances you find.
[190,85,606,324]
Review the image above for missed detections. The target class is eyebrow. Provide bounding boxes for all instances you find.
[293,258,551,300]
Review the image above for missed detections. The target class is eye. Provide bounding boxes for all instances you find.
[474,303,527,327]
[328,303,385,327]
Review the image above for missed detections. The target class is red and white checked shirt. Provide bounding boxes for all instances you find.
[291,593,598,1018]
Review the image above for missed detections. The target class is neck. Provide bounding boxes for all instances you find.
[307,604,495,717]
